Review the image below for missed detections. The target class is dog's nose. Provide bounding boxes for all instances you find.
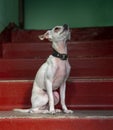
[63,24,68,30]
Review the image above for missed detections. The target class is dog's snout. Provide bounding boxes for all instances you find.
[63,24,68,30]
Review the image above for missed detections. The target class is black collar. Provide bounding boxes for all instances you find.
[52,48,68,60]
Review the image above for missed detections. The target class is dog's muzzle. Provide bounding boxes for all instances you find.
[63,24,68,30]
[52,49,68,60]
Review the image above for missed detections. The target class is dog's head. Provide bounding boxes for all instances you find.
[39,24,70,42]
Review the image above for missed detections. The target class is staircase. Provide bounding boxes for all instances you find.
[0,26,113,130]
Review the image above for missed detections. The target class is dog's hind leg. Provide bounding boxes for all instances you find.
[30,91,61,114]
[31,84,49,113]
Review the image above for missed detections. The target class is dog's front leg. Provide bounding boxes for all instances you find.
[60,82,73,113]
[46,79,55,114]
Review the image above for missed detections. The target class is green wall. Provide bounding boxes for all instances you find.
[0,0,113,31]
[24,0,113,29]
[0,0,18,32]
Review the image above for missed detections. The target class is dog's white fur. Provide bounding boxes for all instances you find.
[14,24,73,114]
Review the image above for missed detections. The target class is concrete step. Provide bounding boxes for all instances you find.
[0,58,113,79]
[0,78,113,110]
[2,40,113,58]
[0,110,113,130]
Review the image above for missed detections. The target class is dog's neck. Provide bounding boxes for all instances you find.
[52,41,68,54]
[52,41,68,60]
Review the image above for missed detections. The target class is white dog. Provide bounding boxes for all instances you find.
[14,24,73,114]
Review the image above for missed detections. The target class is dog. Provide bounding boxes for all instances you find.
[14,24,73,114]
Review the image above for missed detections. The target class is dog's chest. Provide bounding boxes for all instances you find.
[52,62,68,89]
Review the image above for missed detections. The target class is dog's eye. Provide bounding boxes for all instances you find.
[54,27,61,32]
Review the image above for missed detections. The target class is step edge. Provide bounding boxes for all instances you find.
[0,111,113,119]
[69,77,113,82]
[1,77,113,82]
[0,80,33,82]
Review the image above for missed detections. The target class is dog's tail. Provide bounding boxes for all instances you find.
[13,108,30,113]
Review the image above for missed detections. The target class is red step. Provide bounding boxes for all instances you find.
[0,59,44,79]
[11,27,113,43]
[70,57,113,77]
[71,26,113,41]
[0,80,32,110]
[2,40,113,58]
[69,40,113,58]
[0,44,2,58]
[0,110,113,130]
[2,43,51,59]
[0,78,113,110]
[0,58,113,79]
[11,30,46,43]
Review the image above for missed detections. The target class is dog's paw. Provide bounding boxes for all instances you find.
[55,109,62,113]
[42,110,50,114]
[48,109,62,114]
[63,109,74,114]
[49,110,56,114]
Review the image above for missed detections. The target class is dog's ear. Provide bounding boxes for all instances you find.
[38,34,45,40]
[39,31,50,40]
